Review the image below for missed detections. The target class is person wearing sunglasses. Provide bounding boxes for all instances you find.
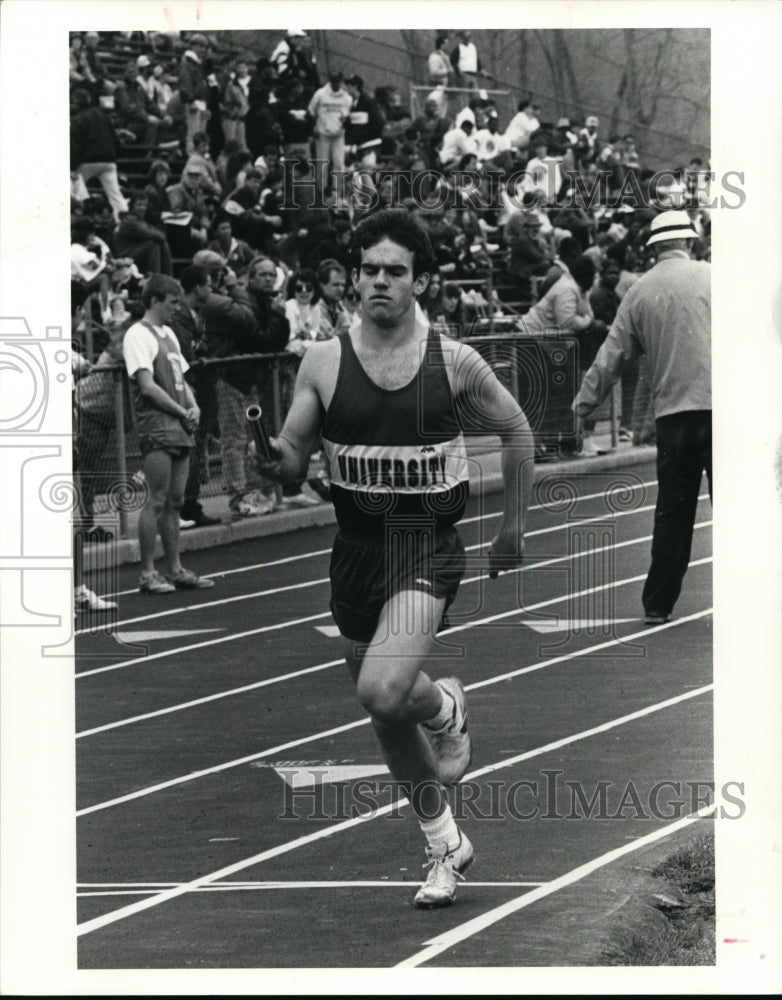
[284,269,320,358]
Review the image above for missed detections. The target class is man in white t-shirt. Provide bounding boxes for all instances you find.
[123,273,215,594]
[504,99,541,153]
[438,119,478,170]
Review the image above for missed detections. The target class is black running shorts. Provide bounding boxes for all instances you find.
[329,525,466,643]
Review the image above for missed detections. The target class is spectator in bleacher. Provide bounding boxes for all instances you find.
[276,79,314,162]
[192,249,269,518]
[70,88,129,223]
[410,98,450,169]
[278,159,334,270]
[82,32,109,96]
[166,164,210,246]
[221,61,250,147]
[438,119,477,170]
[69,34,95,88]
[223,167,281,252]
[70,215,112,323]
[345,75,385,167]
[308,71,353,193]
[178,33,210,154]
[504,209,553,301]
[520,133,563,205]
[143,159,173,226]
[183,131,222,198]
[244,57,280,158]
[246,255,291,352]
[622,133,641,172]
[283,268,320,353]
[427,34,452,88]
[149,62,174,116]
[450,30,483,87]
[519,254,603,340]
[537,235,583,298]
[169,264,222,528]
[589,254,621,327]
[474,112,510,164]
[312,259,351,338]
[419,268,444,323]
[207,219,254,278]
[437,281,468,338]
[270,29,310,86]
[504,98,541,154]
[135,54,157,103]
[576,115,600,168]
[114,58,164,146]
[115,191,174,276]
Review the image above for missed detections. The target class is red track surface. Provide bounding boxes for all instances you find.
[75,460,713,968]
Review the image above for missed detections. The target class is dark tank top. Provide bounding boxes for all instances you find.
[322,331,469,536]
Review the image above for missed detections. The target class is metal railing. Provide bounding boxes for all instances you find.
[74,336,625,536]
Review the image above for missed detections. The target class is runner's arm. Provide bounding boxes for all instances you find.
[268,342,329,483]
[452,342,535,575]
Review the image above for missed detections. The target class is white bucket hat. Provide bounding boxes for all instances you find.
[646,209,698,246]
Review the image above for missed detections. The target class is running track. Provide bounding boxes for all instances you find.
[75,459,713,968]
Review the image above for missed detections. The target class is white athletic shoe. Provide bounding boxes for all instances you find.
[426,677,472,785]
[74,586,118,612]
[414,832,474,909]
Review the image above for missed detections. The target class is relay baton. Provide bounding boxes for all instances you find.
[245,403,276,463]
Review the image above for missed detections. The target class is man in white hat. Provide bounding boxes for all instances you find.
[572,210,711,625]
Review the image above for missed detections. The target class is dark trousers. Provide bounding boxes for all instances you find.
[182,371,218,516]
[642,410,712,616]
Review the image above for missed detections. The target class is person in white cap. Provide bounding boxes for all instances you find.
[577,114,600,167]
[572,210,711,625]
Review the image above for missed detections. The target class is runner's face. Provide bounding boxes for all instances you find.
[354,238,428,327]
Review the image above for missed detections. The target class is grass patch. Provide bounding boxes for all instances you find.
[596,832,715,966]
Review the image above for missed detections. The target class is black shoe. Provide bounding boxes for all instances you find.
[192,511,222,527]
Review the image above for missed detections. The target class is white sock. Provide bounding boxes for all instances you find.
[419,806,460,852]
[422,686,455,733]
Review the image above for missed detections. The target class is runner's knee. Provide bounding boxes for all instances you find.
[356,670,414,725]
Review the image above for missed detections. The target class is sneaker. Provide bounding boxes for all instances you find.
[191,511,222,527]
[139,571,176,594]
[425,677,472,785]
[74,586,118,612]
[281,491,321,508]
[618,427,633,442]
[644,612,673,625]
[576,437,600,458]
[165,568,215,589]
[179,517,197,530]
[230,497,273,518]
[414,832,474,909]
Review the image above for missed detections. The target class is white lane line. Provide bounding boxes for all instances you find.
[102,478,662,601]
[76,601,712,815]
[76,681,712,936]
[397,803,717,968]
[76,610,331,680]
[76,523,711,686]
[78,880,546,896]
[76,660,345,738]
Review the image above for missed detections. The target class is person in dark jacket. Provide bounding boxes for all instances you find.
[178,33,210,153]
[192,250,273,516]
[169,264,222,526]
[113,59,164,145]
[142,159,173,227]
[70,88,129,222]
[114,191,173,275]
[344,74,385,167]
[276,79,314,162]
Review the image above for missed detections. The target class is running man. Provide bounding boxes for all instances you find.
[123,274,215,594]
[262,211,534,907]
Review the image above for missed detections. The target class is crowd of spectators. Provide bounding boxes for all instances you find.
[70,28,712,523]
